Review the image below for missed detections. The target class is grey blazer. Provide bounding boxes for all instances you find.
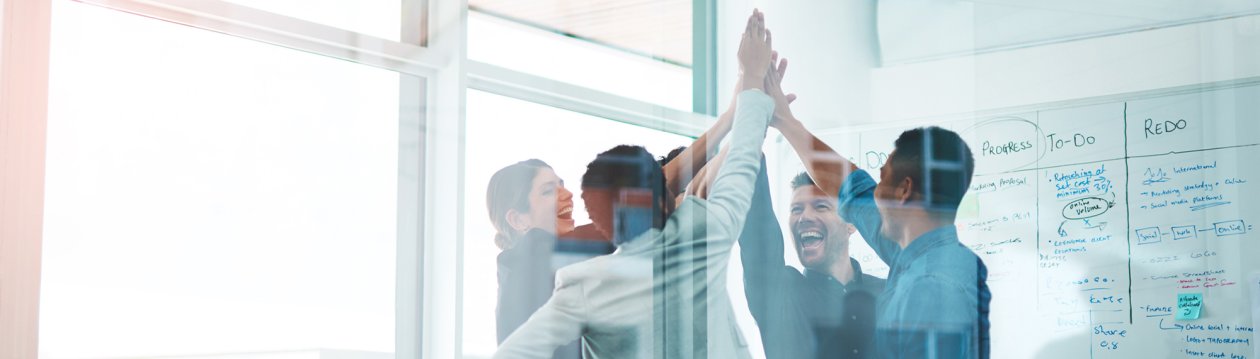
[493,90,774,359]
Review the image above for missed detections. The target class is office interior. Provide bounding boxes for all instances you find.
[2,0,1259,358]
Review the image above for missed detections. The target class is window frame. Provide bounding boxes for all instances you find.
[8,0,718,357]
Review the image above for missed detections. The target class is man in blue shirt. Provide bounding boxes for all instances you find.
[764,60,990,358]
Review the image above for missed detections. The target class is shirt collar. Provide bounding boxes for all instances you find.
[803,257,866,286]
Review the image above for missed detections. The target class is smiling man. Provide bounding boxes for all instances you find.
[739,170,885,359]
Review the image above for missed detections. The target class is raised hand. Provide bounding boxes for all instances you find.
[738,9,773,92]
[764,51,797,127]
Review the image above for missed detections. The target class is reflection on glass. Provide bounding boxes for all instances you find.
[42,1,399,357]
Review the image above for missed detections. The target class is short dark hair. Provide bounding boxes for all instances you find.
[790,171,815,190]
[658,146,687,167]
[888,126,974,212]
[581,145,668,239]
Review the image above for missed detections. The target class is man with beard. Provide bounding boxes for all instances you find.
[739,170,885,359]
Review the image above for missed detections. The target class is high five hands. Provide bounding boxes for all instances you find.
[738,9,773,93]
[738,10,797,125]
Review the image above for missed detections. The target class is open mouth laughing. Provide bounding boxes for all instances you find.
[797,227,826,251]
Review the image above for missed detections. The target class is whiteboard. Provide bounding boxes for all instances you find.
[783,82,1260,358]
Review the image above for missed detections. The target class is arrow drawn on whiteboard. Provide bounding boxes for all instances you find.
[1158,318,1185,331]
[1058,221,1068,237]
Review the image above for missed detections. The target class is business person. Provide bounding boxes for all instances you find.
[767,53,991,357]
[492,10,777,358]
[739,169,885,358]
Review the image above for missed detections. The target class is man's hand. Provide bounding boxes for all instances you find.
[738,9,773,92]
[765,52,797,128]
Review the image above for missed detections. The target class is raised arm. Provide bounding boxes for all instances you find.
[683,146,727,200]
[661,101,733,201]
[700,10,775,244]
[764,54,902,263]
[764,57,858,197]
[736,157,790,311]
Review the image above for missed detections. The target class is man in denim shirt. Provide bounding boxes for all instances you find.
[766,64,990,359]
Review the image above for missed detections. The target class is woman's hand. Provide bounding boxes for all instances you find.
[765,51,797,128]
[737,9,773,92]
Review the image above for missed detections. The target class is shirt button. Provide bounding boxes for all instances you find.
[851,315,858,320]
[853,349,859,354]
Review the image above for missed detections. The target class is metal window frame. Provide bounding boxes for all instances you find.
[468,61,712,138]
[31,1,714,359]
[693,0,717,116]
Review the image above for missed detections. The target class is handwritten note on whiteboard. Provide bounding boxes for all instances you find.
[1177,293,1203,320]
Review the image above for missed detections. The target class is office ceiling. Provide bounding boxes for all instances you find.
[469,0,692,66]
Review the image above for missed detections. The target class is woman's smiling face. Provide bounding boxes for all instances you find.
[526,167,575,235]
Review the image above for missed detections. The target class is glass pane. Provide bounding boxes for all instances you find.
[709,3,1260,359]
[462,89,693,358]
[42,1,399,358]
[468,9,692,112]
[221,0,401,41]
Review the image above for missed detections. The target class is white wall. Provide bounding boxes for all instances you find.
[870,14,1260,126]
[878,0,1260,64]
[714,5,1260,130]
[717,0,879,130]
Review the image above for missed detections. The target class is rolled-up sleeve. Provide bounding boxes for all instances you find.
[837,169,901,265]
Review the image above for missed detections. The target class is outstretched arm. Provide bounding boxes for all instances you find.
[700,9,775,245]
[763,57,858,197]
[764,54,901,263]
[661,80,738,199]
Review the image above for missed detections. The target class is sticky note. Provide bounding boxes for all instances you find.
[1177,293,1203,320]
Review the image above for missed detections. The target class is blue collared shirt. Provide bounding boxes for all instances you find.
[838,169,991,359]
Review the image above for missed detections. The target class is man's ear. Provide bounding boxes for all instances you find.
[506,208,532,233]
[896,176,915,204]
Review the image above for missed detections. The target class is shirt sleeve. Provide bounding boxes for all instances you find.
[704,89,773,245]
[837,169,902,265]
[738,156,787,283]
[736,158,798,309]
[493,271,587,359]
